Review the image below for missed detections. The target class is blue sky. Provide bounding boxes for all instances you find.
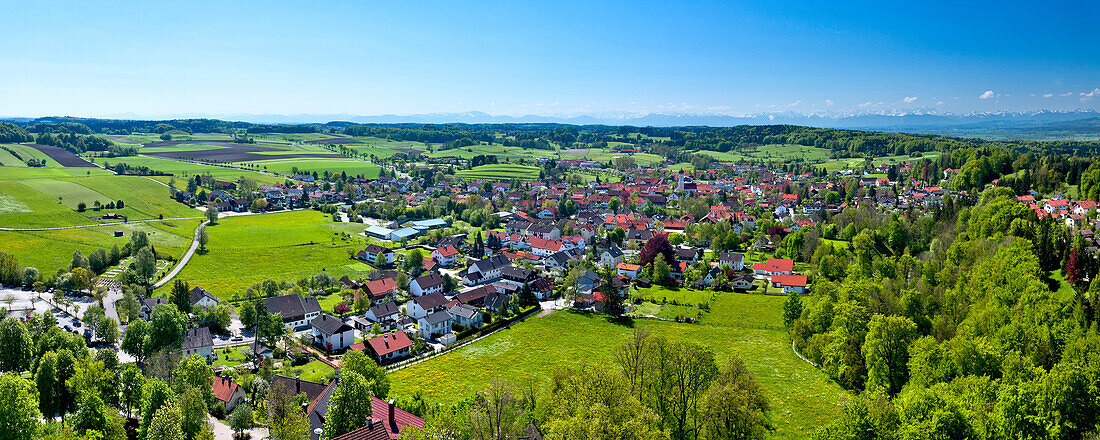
[1,0,1097,118]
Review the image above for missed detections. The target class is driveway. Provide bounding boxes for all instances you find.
[210,414,267,440]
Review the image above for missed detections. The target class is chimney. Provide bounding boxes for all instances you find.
[388,399,397,432]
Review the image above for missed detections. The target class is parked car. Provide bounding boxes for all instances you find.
[64,325,73,332]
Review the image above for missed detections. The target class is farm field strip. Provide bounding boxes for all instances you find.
[25,144,97,167]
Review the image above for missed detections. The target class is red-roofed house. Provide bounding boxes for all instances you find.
[753,258,795,278]
[616,263,641,278]
[212,376,245,412]
[365,330,414,363]
[431,246,459,267]
[363,278,399,304]
[771,274,808,294]
[332,398,426,440]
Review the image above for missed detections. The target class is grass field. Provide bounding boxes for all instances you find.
[0,220,196,275]
[5,144,64,167]
[632,285,714,307]
[389,293,849,439]
[454,164,541,181]
[17,178,113,210]
[160,210,377,299]
[278,359,335,384]
[558,148,668,167]
[0,180,96,227]
[239,158,381,178]
[426,143,557,161]
[0,148,25,166]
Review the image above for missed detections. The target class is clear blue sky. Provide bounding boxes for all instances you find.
[1,0,1097,118]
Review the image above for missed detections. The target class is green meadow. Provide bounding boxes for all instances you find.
[389,293,849,440]
[454,164,541,181]
[239,158,381,178]
[161,210,378,299]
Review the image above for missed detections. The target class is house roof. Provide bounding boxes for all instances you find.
[602,246,623,258]
[212,376,239,403]
[413,272,444,291]
[272,375,327,403]
[365,278,398,296]
[616,263,641,271]
[456,285,495,304]
[189,287,218,306]
[501,265,535,281]
[422,310,452,326]
[471,254,510,273]
[412,292,449,310]
[675,248,698,260]
[753,258,794,273]
[311,314,354,336]
[266,293,310,321]
[142,297,167,310]
[719,252,745,263]
[332,398,426,440]
[433,245,459,258]
[182,327,213,351]
[366,330,413,357]
[773,274,808,287]
[484,292,511,310]
[448,304,480,320]
[369,301,399,318]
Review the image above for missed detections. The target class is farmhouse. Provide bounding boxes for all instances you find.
[363,278,399,304]
[600,246,624,267]
[140,297,168,320]
[189,286,219,309]
[463,254,510,285]
[265,293,323,328]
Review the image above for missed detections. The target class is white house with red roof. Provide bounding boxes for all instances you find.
[212,376,245,412]
[753,258,795,278]
[363,330,413,363]
[771,274,808,294]
[431,245,459,267]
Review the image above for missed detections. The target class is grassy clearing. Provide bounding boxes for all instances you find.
[426,143,556,161]
[632,285,713,306]
[558,149,668,167]
[0,167,111,179]
[162,210,376,299]
[7,144,64,167]
[71,175,198,220]
[454,164,541,181]
[278,359,335,384]
[140,144,231,153]
[0,220,195,274]
[389,295,849,439]
[0,180,95,227]
[237,158,381,178]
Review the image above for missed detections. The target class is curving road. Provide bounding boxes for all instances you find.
[153,220,210,289]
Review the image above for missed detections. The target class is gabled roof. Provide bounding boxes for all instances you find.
[266,293,306,320]
[366,330,413,357]
[212,376,240,403]
[433,245,459,258]
[369,301,399,318]
[471,254,510,273]
[182,327,213,351]
[421,310,452,326]
[602,246,623,258]
[311,314,354,335]
[189,287,218,305]
[773,274,808,287]
[448,303,481,320]
[142,297,167,310]
[753,258,794,273]
[365,278,398,296]
[412,292,449,310]
[272,375,327,403]
[719,252,745,263]
[413,272,444,290]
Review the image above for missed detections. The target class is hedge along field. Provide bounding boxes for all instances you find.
[6,143,64,167]
[454,164,541,181]
[0,219,196,275]
[161,210,376,300]
[100,156,285,185]
[238,158,381,178]
[71,175,199,220]
[389,293,849,440]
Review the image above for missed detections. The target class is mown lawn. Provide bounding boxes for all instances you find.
[455,164,541,181]
[632,285,714,306]
[389,293,849,439]
[0,180,96,227]
[101,156,284,185]
[163,210,376,299]
[279,359,335,384]
[241,158,381,178]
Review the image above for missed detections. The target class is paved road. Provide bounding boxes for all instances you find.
[153,220,210,289]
